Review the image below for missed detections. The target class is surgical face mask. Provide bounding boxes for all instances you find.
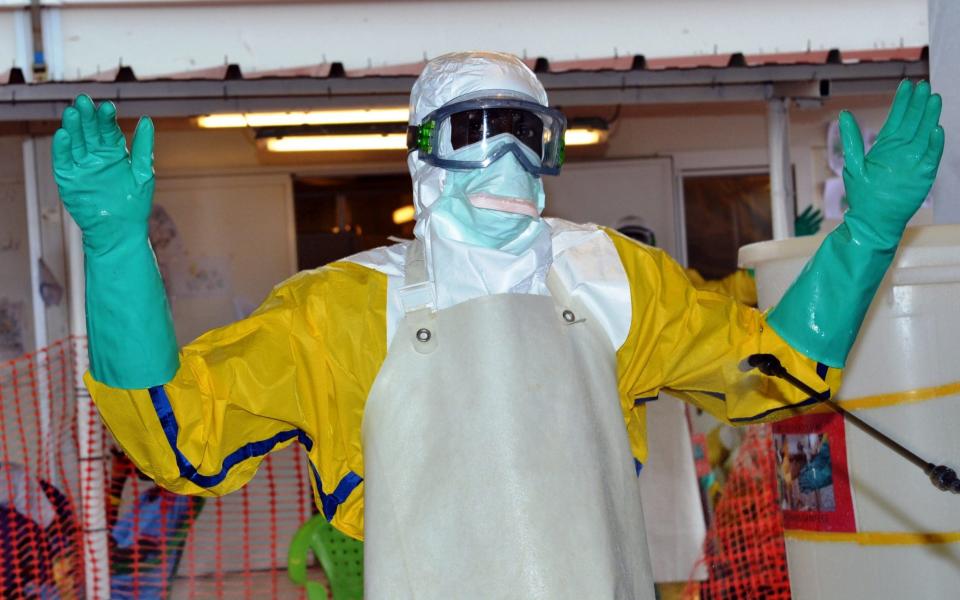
[425,135,546,252]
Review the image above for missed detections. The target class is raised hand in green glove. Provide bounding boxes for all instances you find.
[53,95,179,388]
[839,80,944,248]
[768,80,944,368]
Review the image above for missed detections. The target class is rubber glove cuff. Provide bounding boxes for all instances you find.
[766,221,897,368]
[84,233,179,389]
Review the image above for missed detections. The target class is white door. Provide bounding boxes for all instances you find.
[152,174,297,345]
[543,157,681,258]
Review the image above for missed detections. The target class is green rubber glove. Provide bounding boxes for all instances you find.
[794,205,823,237]
[52,95,179,388]
[768,80,944,368]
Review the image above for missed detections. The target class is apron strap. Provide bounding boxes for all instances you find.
[404,238,427,287]
[399,239,437,315]
[546,269,590,326]
[545,269,572,305]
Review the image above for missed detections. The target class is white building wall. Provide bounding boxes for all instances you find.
[43,0,929,79]
[929,0,960,223]
[0,11,18,74]
[0,3,32,78]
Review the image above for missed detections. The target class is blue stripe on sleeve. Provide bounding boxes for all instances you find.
[148,385,313,488]
[307,462,364,521]
[729,388,830,424]
[634,395,659,406]
[147,385,362,519]
[817,362,829,381]
[691,389,726,401]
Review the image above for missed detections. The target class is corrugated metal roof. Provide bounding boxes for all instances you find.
[0,46,928,121]
[0,46,927,85]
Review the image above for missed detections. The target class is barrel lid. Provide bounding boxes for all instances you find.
[739,224,960,269]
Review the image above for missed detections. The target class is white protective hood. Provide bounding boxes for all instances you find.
[408,51,554,309]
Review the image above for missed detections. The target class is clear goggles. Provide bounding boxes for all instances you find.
[407,96,567,176]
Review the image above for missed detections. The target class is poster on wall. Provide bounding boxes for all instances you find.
[772,411,856,532]
[150,204,235,300]
[170,255,233,299]
[824,118,876,220]
[0,299,25,361]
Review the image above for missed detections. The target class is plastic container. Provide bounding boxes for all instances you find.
[739,225,960,599]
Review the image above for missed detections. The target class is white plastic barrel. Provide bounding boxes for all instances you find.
[739,224,960,598]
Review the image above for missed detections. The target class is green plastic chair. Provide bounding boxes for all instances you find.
[288,514,364,600]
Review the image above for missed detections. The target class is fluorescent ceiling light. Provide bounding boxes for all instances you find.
[202,108,608,151]
[564,128,606,146]
[198,108,411,128]
[266,133,408,152]
[392,205,416,225]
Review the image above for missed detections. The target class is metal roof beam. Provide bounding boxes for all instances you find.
[0,60,927,121]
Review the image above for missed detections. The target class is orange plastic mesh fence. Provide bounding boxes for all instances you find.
[2,339,317,599]
[685,424,792,599]
[1,338,84,598]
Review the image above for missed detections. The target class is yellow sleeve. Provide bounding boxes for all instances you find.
[685,268,758,307]
[608,229,843,428]
[86,261,386,539]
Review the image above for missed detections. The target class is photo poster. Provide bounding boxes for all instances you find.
[771,412,855,532]
[0,298,25,361]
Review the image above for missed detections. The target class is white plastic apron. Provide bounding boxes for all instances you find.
[362,242,654,599]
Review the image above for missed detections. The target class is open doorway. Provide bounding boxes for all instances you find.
[294,174,413,269]
[682,172,773,279]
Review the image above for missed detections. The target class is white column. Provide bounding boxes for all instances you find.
[22,138,54,490]
[12,5,33,82]
[22,139,48,358]
[65,216,111,599]
[767,98,796,239]
[929,0,960,224]
[40,6,63,81]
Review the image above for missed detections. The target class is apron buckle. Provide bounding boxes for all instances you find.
[399,280,437,314]
[407,309,439,354]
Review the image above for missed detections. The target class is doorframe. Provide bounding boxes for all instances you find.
[675,164,771,269]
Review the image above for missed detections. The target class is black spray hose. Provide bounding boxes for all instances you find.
[745,353,960,494]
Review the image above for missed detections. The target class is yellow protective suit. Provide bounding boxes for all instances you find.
[86,228,841,540]
[685,268,759,307]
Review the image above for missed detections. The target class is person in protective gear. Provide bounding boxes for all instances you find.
[52,52,943,599]
[798,437,833,493]
[1,462,81,598]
